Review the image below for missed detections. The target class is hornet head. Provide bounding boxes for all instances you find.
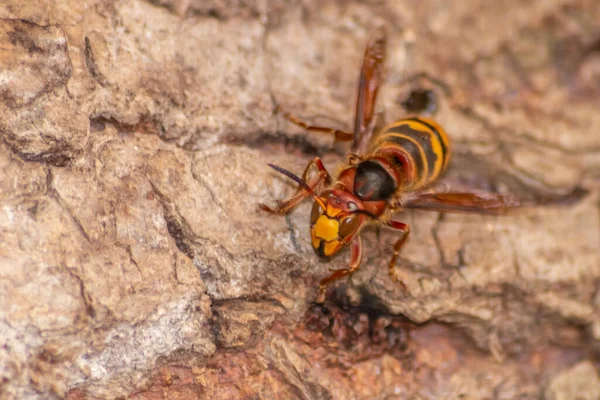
[266,163,372,258]
[309,189,369,258]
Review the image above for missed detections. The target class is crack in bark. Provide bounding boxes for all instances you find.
[428,213,475,289]
[211,295,286,310]
[108,243,138,294]
[221,130,334,157]
[0,135,74,167]
[426,213,470,289]
[171,252,182,286]
[190,157,226,214]
[45,168,93,246]
[89,115,165,137]
[147,178,304,296]
[125,245,143,278]
[64,265,96,319]
[0,18,73,109]
[431,213,447,268]
[84,36,108,87]
[149,181,196,260]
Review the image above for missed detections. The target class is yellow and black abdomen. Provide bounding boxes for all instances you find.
[369,117,451,190]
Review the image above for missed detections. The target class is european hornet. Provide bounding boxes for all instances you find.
[260,27,577,302]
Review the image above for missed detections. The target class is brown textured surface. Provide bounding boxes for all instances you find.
[0,0,598,399]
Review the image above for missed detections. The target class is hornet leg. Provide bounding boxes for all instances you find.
[260,157,330,215]
[316,236,363,303]
[279,109,354,142]
[386,220,410,290]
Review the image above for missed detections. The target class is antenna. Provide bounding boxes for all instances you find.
[268,164,327,209]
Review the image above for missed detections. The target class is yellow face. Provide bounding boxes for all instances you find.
[309,200,361,258]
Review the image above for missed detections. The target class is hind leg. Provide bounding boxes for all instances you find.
[386,220,410,290]
[279,109,353,142]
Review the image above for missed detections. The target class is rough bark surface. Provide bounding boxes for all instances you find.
[0,0,599,399]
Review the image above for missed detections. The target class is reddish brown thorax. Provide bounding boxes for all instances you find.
[336,167,389,217]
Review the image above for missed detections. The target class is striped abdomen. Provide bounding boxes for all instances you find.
[368,117,450,190]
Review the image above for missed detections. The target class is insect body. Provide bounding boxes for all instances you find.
[307,116,451,275]
[261,28,525,301]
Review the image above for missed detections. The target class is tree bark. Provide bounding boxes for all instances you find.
[0,1,598,399]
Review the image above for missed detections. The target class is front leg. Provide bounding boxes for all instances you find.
[259,157,331,215]
[316,236,363,303]
[386,220,410,289]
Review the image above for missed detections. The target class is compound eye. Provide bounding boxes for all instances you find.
[347,201,358,212]
[310,201,323,225]
[339,215,360,238]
